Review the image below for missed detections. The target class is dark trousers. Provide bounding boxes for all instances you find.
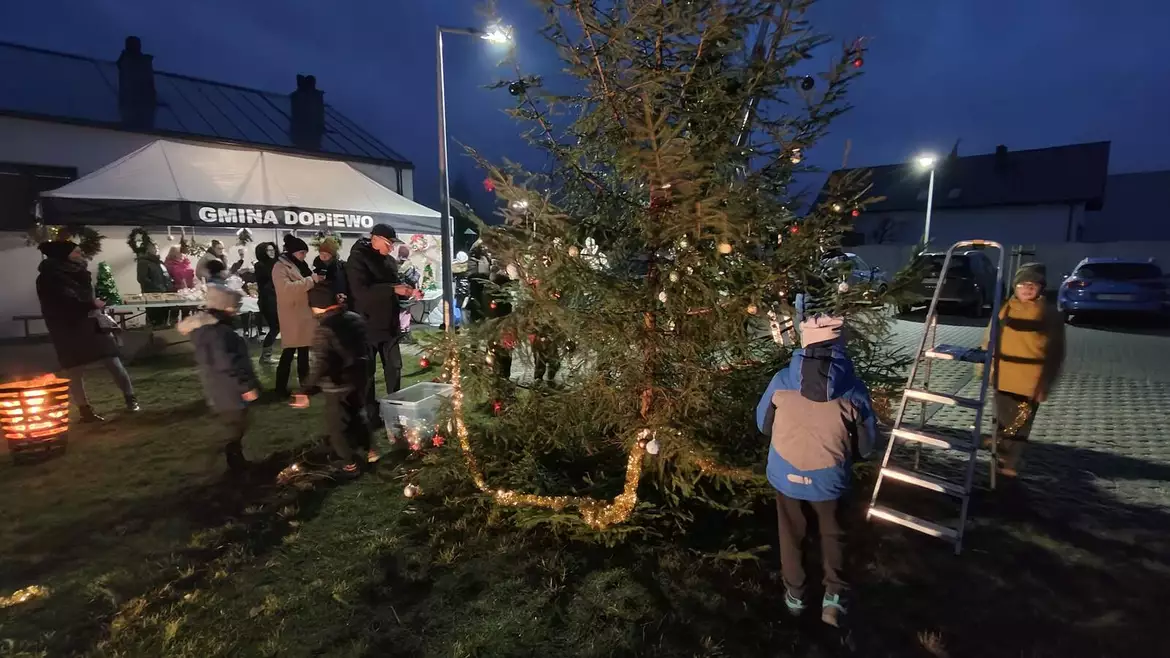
[259,304,279,349]
[775,494,846,598]
[275,347,309,395]
[220,408,249,470]
[532,336,561,382]
[323,388,371,464]
[366,339,402,424]
[145,307,170,327]
[995,390,1039,471]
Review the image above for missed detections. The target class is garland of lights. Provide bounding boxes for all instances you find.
[439,303,761,530]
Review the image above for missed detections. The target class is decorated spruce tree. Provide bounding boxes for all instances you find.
[417,0,910,541]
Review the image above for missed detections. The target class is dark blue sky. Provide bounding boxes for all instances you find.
[2,0,1168,211]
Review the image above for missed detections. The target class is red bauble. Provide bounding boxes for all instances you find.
[852,57,864,69]
[483,177,496,192]
[432,435,445,448]
[501,333,516,350]
[419,357,430,369]
[851,209,861,218]
[489,301,498,310]
[789,225,800,235]
[491,400,504,415]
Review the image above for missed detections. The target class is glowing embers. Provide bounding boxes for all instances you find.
[1,374,70,463]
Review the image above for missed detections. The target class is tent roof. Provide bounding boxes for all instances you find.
[40,139,440,233]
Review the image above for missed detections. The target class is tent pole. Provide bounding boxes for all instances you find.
[436,26,455,331]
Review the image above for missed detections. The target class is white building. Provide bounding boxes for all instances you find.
[0,37,436,340]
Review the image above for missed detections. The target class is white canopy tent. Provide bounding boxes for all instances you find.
[39,139,440,234]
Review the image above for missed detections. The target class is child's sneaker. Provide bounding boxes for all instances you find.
[784,590,805,617]
[367,449,381,464]
[821,592,847,627]
[338,463,361,479]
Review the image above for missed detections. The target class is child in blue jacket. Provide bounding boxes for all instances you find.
[756,314,876,628]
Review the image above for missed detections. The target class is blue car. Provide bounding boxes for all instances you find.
[1057,258,1167,323]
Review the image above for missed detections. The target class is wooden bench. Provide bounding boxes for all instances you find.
[12,311,137,337]
[12,315,43,338]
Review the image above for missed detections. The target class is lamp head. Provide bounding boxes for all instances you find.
[916,154,937,169]
[481,24,512,44]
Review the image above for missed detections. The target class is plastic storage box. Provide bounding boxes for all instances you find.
[379,382,454,444]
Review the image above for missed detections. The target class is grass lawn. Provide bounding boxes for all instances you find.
[2,347,1170,657]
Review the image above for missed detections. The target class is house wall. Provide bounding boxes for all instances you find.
[851,241,1170,285]
[0,115,421,339]
[854,203,1085,247]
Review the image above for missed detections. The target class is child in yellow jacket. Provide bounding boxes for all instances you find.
[981,263,1066,476]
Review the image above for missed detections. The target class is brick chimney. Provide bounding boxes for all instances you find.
[994,144,1009,173]
[116,36,157,130]
[290,74,325,150]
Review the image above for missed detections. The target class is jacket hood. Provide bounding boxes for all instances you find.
[38,256,87,276]
[349,237,375,259]
[255,242,278,263]
[176,311,226,336]
[774,342,860,403]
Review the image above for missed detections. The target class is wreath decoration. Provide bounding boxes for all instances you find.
[27,224,105,259]
[236,227,254,246]
[127,227,154,256]
[310,229,342,251]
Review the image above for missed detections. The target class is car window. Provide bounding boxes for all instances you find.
[923,255,971,277]
[850,256,871,271]
[1075,262,1163,280]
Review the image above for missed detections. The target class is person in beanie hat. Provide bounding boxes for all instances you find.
[756,313,877,628]
[313,236,350,305]
[35,240,139,421]
[346,223,415,428]
[272,234,322,396]
[290,285,374,476]
[178,282,261,472]
[979,262,1065,477]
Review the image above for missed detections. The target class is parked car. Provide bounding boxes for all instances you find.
[823,252,891,291]
[900,250,999,316]
[1057,257,1167,323]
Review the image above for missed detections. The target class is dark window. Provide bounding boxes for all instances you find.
[0,163,77,231]
[1075,263,1163,280]
[922,254,972,277]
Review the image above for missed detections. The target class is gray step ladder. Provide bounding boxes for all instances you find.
[867,240,1007,554]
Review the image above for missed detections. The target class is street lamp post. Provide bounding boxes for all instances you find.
[436,24,510,330]
[916,154,937,246]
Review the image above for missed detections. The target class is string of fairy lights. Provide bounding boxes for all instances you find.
[438,305,766,529]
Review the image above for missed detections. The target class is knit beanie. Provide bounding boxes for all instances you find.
[1013,262,1046,287]
[283,234,309,254]
[800,314,845,348]
[318,236,341,257]
[38,240,78,260]
[205,282,243,313]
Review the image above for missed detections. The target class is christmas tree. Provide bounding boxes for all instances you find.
[95,261,122,305]
[416,0,911,541]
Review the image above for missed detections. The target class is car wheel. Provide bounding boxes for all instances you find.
[898,304,912,315]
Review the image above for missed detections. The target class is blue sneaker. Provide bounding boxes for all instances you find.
[784,590,805,617]
[821,592,847,627]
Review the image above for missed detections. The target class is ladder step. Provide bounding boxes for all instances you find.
[867,505,959,541]
[924,344,988,363]
[891,426,973,451]
[880,465,967,496]
[904,388,982,409]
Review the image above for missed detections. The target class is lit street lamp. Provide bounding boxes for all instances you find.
[916,153,937,246]
[436,22,512,329]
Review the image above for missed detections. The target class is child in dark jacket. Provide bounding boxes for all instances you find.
[178,283,261,471]
[756,314,877,628]
[290,287,372,476]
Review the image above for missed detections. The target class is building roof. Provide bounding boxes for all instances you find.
[828,141,1110,213]
[0,40,411,168]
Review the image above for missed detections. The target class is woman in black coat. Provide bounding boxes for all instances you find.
[135,241,172,327]
[35,240,139,422]
[253,241,280,363]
